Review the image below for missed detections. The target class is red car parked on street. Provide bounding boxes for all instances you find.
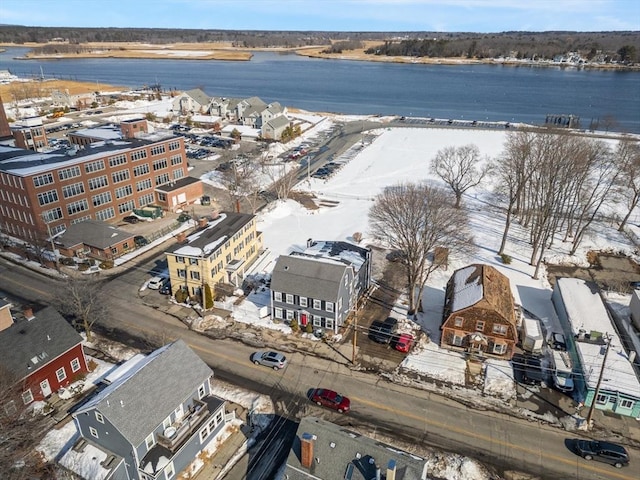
[309,388,350,413]
[395,333,414,353]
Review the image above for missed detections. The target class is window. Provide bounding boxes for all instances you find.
[42,207,63,223]
[620,399,634,409]
[274,307,283,319]
[190,271,200,280]
[136,178,153,192]
[198,384,206,399]
[56,367,67,381]
[96,207,115,221]
[130,149,148,161]
[33,173,54,187]
[177,269,186,278]
[88,175,109,190]
[37,190,59,206]
[165,462,176,480]
[155,173,170,186]
[163,416,172,429]
[95,411,104,424]
[313,299,322,310]
[115,185,133,199]
[454,316,464,327]
[89,426,99,439]
[109,154,127,167]
[596,394,609,405]
[285,294,294,304]
[475,321,485,332]
[170,154,183,165]
[313,315,322,327]
[492,343,507,354]
[452,334,463,346]
[299,297,307,307]
[173,168,184,180]
[71,358,81,372]
[62,182,86,198]
[92,191,112,207]
[145,433,155,449]
[111,170,130,183]
[174,404,184,420]
[199,427,209,443]
[492,324,508,335]
[138,193,154,207]
[22,389,33,404]
[67,199,89,216]
[326,302,334,312]
[85,159,105,173]
[286,310,294,320]
[72,215,90,225]
[168,140,181,151]
[326,318,334,329]
[151,145,166,156]
[118,200,135,214]
[133,164,150,177]
[153,158,168,171]
[274,292,282,302]
[58,166,81,180]
[175,256,185,263]
[189,258,199,265]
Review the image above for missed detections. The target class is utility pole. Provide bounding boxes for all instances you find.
[351,310,357,365]
[586,333,612,428]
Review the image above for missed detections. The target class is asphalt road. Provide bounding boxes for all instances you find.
[0,256,637,480]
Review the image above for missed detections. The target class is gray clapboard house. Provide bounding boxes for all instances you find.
[70,340,227,480]
[270,240,371,334]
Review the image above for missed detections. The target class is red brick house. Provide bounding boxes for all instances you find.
[0,305,88,405]
[440,264,518,360]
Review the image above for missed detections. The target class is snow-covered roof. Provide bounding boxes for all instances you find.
[555,278,640,399]
[71,125,122,140]
[294,239,369,271]
[450,265,484,312]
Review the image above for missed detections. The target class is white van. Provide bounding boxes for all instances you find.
[551,350,574,392]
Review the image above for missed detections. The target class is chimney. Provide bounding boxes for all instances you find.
[387,459,397,480]
[176,232,186,243]
[300,432,316,469]
[23,307,35,320]
[198,217,208,228]
[307,238,313,248]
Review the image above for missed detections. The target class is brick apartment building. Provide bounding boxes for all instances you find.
[0,131,193,243]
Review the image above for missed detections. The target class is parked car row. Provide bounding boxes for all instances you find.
[312,161,343,179]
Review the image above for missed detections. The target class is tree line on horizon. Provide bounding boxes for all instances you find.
[0,26,638,62]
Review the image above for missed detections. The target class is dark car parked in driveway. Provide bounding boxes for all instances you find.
[573,440,629,468]
[370,317,398,344]
[122,215,140,224]
[512,353,549,386]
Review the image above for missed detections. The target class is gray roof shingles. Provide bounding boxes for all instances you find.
[0,306,83,380]
[56,220,134,249]
[285,417,426,480]
[76,339,213,447]
[271,256,347,301]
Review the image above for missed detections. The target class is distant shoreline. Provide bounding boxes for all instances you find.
[1,42,638,71]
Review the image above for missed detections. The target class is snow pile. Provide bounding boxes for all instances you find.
[425,452,496,480]
[483,359,516,401]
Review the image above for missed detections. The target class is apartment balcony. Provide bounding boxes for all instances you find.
[156,399,209,452]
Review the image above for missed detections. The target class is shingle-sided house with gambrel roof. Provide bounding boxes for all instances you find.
[70,340,228,480]
[440,264,518,359]
[0,305,89,405]
[270,240,371,334]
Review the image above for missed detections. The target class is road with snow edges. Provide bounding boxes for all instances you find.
[1,256,637,480]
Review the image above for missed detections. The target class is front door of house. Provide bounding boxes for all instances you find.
[40,379,52,397]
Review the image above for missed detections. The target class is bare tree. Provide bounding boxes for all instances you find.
[430,144,488,208]
[218,158,262,213]
[52,276,108,342]
[616,140,640,231]
[369,182,473,314]
[490,130,540,255]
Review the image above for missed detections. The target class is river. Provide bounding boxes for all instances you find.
[1,47,639,133]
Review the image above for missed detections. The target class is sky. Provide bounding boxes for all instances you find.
[1,0,639,32]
